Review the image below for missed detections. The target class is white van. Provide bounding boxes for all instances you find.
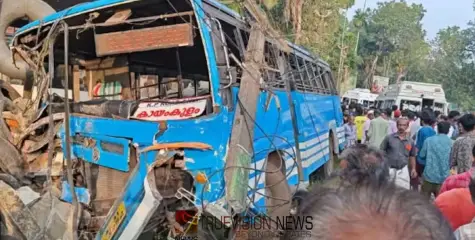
[342,88,378,108]
[375,81,448,114]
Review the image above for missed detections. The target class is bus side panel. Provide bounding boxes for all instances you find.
[246,89,297,211]
[332,96,346,151]
[292,92,343,179]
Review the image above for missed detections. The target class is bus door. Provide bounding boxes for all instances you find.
[422,98,434,109]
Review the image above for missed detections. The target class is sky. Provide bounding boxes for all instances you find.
[348,0,474,40]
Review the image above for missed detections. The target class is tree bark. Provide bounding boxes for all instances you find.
[294,0,304,43]
[365,55,379,88]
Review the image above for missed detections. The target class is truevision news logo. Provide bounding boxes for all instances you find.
[175,214,313,239]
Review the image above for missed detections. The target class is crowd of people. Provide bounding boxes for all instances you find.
[284,104,475,239]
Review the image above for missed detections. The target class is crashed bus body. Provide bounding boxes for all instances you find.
[3,0,345,239]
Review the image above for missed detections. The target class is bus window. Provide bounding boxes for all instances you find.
[383,100,395,109]
[363,100,369,108]
[435,102,445,113]
[350,99,358,104]
[311,63,325,91]
[263,42,281,86]
[321,69,334,94]
[400,100,421,112]
[342,97,349,105]
[325,71,337,94]
[296,56,312,92]
[304,60,318,91]
[134,74,159,100]
[288,53,304,91]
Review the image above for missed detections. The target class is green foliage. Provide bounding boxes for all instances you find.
[424,25,475,110]
[352,1,429,86]
[215,0,474,109]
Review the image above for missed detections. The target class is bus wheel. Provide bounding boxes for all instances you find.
[265,152,291,222]
[324,135,336,178]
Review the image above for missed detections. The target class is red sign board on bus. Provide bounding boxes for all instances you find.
[94,23,194,56]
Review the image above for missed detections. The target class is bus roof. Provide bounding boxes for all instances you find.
[15,0,329,67]
[377,81,446,102]
[16,0,138,35]
[343,88,378,101]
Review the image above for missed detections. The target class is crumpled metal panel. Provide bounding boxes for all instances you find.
[0,180,86,240]
[0,137,25,180]
[30,193,75,240]
[0,180,45,240]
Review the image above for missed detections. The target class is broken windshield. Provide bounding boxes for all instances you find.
[12,0,213,121]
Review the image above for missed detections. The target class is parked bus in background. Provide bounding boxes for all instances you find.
[375,81,448,114]
[342,88,378,109]
[9,0,345,238]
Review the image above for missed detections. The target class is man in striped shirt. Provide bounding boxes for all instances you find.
[451,114,475,174]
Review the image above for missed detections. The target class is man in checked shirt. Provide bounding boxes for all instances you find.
[440,145,475,195]
[451,114,475,174]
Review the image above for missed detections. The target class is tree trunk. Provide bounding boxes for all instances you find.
[284,0,290,23]
[365,55,379,89]
[294,0,303,43]
[396,66,407,84]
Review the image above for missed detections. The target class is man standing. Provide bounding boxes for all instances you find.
[388,108,398,135]
[367,109,389,148]
[413,110,437,190]
[451,114,475,174]
[419,121,453,199]
[380,118,416,190]
[344,116,357,147]
[354,107,367,144]
[362,110,374,144]
[409,111,421,140]
[435,112,459,138]
[439,145,475,195]
[449,110,461,139]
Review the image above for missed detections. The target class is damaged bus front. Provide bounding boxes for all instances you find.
[10,0,230,239]
[6,0,345,239]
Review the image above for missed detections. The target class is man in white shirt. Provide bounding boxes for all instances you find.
[362,110,374,144]
[409,113,421,141]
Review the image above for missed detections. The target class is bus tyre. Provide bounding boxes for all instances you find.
[265,152,291,229]
[324,136,336,178]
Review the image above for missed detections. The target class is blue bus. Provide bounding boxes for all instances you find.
[12,0,345,238]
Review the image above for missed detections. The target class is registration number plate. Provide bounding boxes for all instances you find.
[102,202,127,240]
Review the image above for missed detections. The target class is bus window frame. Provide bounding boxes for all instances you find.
[399,99,421,112]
